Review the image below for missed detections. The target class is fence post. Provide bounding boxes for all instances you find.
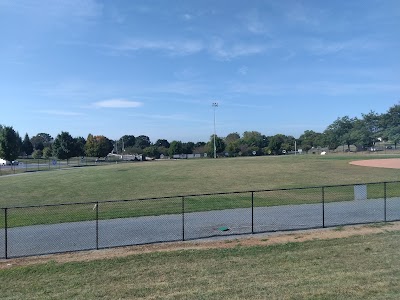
[96,202,99,250]
[4,208,8,259]
[322,187,325,228]
[251,191,254,234]
[384,182,387,223]
[182,197,185,241]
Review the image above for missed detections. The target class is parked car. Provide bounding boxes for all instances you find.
[11,160,19,165]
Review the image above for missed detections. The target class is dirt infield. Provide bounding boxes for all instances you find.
[350,158,400,169]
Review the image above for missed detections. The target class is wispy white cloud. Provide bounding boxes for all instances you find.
[209,38,273,60]
[182,13,193,21]
[240,10,269,35]
[93,99,143,108]
[305,38,381,56]
[37,110,84,116]
[109,38,204,56]
[237,66,248,75]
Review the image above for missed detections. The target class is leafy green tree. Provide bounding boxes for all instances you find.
[387,126,400,149]
[52,131,75,160]
[155,139,170,148]
[43,147,53,158]
[225,132,240,144]
[224,132,241,156]
[0,125,21,161]
[267,134,286,155]
[324,116,355,150]
[117,135,136,153]
[85,134,113,158]
[31,133,53,150]
[157,146,169,157]
[226,139,241,156]
[143,146,160,158]
[242,131,265,148]
[21,133,34,156]
[298,130,323,152]
[73,137,86,157]
[381,103,400,131]
[182,142,195,154]
[361,111,382,147]
[135,135,151,149]
[168,141,183,156]
[32,149,43,159]
[206,135,225,157]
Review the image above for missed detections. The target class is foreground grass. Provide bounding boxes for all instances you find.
[1,154,400,208]
[1,231,400,299]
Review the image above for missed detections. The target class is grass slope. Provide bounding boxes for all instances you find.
[1,231,400,299]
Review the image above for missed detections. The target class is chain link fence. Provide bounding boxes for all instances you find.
[0,157,135,176]
[1,181,400,259]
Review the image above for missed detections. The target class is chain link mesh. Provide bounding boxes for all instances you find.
[0,209,5,259]
[324,183,385,227]
[6,204,96,258]
[254,188,322,232]
[184,193,251,240]
[3,181,400,258]
[98,198,182,248]
[386,181,400,221]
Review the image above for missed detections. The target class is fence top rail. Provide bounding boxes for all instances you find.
[2,180,399,210]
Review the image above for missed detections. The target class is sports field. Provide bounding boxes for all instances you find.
[2,154,400,298]
[1,154,400,207]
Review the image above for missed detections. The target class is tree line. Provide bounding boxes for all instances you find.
[1,103,399,162]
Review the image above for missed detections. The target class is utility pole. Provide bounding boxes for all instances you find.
[212,102,218,159]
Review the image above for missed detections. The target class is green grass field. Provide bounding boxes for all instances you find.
[1,230,400,299]
[1,154,400,227]
[1,154,400,207]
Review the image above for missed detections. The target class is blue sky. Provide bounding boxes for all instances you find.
[1,0,399,143]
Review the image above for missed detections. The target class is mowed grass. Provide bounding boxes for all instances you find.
[1,154,400,227]
[1,154,400,207]
[2,231,400,299]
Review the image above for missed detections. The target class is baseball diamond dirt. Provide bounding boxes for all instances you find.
[350,158,400,169]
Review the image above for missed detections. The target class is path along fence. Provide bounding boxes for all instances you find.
[1,181,400,258]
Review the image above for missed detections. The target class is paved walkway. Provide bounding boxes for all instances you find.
[1,198,400,258]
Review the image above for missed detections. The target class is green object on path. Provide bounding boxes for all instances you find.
[218,226,230,232]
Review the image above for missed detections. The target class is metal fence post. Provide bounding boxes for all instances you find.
[322,187,325,228]
[384,182,387,222]
[182,197,185,241]
[96,202,99,250]
[251,191,254,234]
[4,208,8,259]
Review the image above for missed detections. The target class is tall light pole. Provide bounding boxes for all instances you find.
[212,102,218,159]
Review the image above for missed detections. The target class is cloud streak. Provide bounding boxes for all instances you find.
[93,99,143,108]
